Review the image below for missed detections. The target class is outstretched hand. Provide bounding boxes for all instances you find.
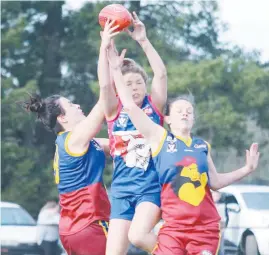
[124,11,147,42]
[245,143,260,173]
[100,19,120,50]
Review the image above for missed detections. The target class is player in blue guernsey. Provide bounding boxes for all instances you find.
[23,92,110,255]
[98,16,167,255]
[107,46,260,255]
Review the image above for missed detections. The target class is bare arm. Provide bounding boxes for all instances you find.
[139,39,167,110]
[98,20,119,120]
[126,12,167,111]
[95,138,110,156]
[108,48,164,150]
[67,98,105,155]
[67,21,123,155]
[208,143,260,190]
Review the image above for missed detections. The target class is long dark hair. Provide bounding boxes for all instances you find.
[22,93,65,133]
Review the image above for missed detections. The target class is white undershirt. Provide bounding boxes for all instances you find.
[36,208,60,244]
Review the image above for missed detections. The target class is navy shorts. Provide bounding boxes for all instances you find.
[110,193,161,221]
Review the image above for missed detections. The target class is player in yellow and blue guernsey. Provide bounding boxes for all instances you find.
[107,46,260,255]
[23,92,110,255]
[98,17,167,255]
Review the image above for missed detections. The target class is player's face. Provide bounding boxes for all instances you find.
[123,72,146,106]
[169,99,194,131]
[58,97,85,127]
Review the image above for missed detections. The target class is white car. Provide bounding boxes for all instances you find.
[0,201,43,255]
[219,185,269,255]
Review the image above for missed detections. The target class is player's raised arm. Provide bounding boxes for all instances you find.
[125,12,167,112]
[66,97,105,154]
[107,45,165,149]
[208,143,260,190]
[98,19,120,120]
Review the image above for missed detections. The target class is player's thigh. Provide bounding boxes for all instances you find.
[129,199,161,236]
[106,219,131,255]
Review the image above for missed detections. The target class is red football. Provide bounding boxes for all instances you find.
[99,4,132,32]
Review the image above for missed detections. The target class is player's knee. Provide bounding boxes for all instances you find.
[128,229,144,248]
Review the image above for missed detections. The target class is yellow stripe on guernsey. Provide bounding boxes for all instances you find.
[152,129,167,157]
[53,144,60,184]
[205,141,211,152]
[151,243,159,255]
[215,223,221,255]
[64,132,88,157]
[98,220,108,237]
[175,135,192,147]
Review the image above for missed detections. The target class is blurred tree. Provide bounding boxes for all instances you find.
[1,1,65,217]
[1,80,57,217]
[167,56,269,146]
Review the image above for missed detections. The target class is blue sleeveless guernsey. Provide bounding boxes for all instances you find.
[107,95,162,198]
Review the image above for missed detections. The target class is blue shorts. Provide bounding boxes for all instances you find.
[110,193,161,221]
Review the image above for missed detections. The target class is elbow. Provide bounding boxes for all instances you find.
[210,185,220,191]
[99,83,111,89]
[210,180,223,191]
[162,68,167,77]
[121,101,137,112]
[209,173,222,191]
[156,69,167,79]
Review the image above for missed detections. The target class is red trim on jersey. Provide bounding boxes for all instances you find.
[106,99,122,123]
[148,95,164,126]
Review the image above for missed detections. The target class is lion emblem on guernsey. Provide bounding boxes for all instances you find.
[171,156,208,206]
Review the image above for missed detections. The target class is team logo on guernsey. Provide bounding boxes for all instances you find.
[143,106,153,115]
[172,156,208,206]
[113,130,150,170]
[166,136,177,153]
[117,114,128,128]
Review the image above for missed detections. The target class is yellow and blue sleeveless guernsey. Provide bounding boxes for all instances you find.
[54,132,110,235]
[107,95,162,198]
[152,130,220,228]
